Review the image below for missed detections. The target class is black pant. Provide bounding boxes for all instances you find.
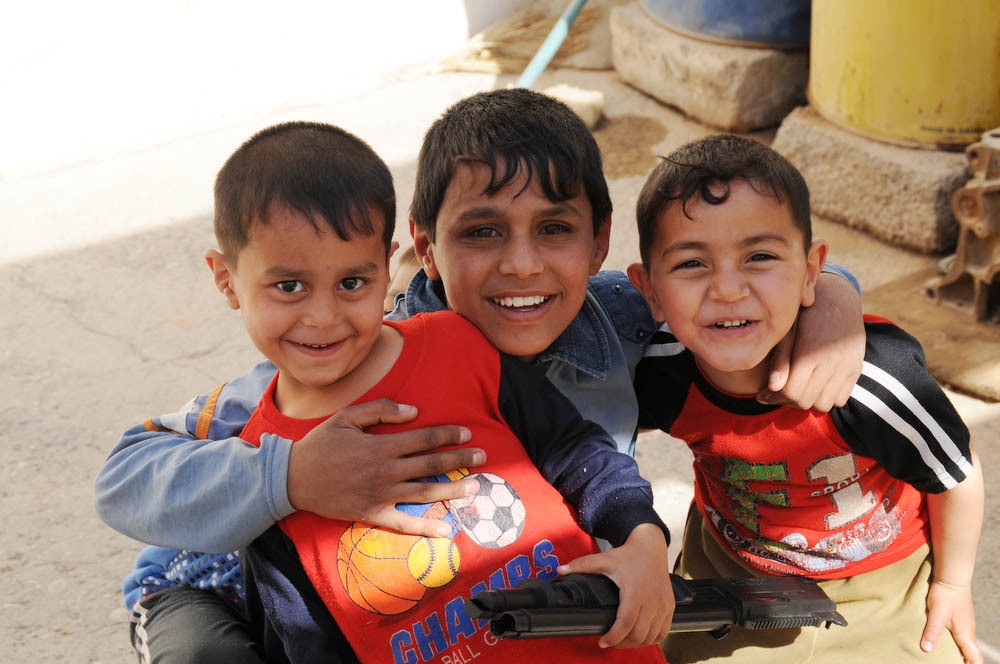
[129,586,265,664]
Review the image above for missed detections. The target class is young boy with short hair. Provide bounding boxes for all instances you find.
[627,134,984,663]
[189,120,674,662]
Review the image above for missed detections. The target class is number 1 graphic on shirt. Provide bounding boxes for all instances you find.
[807,454,877,530]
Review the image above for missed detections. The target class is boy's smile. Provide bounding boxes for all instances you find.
[206,205,396,416]
[630,180,826,395]
[413,161,609,361]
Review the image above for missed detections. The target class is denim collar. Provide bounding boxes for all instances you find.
[397,269,611,380]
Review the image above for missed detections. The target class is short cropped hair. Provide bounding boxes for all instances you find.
[214,121,395,263]
[635,134,811,269]
[411,88,612,241]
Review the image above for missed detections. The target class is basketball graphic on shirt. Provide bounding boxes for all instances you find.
[337,523,426,614]
[448,472,526,548]
[407,537,461,588]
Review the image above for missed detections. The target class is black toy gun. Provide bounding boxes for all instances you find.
[465,573,847,639]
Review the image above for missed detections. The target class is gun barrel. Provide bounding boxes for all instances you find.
[489,608,616,638]
[466,586,546,615]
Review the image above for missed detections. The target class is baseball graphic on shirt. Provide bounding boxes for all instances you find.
[407,536,461,588]
[448,472,526,548]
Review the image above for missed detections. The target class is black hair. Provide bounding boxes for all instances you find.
[214,121,395,262]
[635,134,811,268]
[410,88,611,240]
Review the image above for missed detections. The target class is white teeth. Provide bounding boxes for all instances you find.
[716,320,749,328]
[304,343,331,348]
[493,295,548,308]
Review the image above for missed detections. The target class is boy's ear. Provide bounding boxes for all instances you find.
[627,261,665,320]
[204,249,241,310]
[800,239,829,308]
[410,219,440,280]
[589,215,613,275]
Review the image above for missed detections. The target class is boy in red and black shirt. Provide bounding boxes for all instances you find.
[205,121,672,663]
[628,134,984,663]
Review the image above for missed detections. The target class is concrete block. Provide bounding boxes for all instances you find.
[772,106,971,254]
[609,2,808,132]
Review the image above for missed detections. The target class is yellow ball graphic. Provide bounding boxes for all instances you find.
[407,537,461,588]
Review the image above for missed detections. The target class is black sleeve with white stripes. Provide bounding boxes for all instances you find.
[830,321,972,494]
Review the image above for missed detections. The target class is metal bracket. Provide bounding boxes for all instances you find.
[925,128,1000,323]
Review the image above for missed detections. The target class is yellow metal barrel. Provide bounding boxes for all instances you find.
[809,0,1000,149]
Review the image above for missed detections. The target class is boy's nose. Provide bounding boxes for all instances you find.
[302,295,339,326]
[497,237,544,278]
[709,268,750,302]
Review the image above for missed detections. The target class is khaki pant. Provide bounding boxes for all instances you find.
[664,506,962,663]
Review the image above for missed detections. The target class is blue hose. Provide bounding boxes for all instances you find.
[516,0,589,88]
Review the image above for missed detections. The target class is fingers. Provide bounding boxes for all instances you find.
[326,398,421,429]
[766,329,794,393]
[368,508,456,539]
[327,399,473,456]
[286,399,485,522]
[600,599,639,648]
[920,608,946,654]
[387,473,480,507]
[599,589,671,649]
[954,634,984,664]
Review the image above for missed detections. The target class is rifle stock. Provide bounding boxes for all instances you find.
[465,573,847,639]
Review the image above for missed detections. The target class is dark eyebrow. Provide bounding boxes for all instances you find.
[454,202,585,225]
[261,260,381,280]
[454,206,502,224]
[741,233,793,248]
[534,202,586,221]
[661,233,792,257]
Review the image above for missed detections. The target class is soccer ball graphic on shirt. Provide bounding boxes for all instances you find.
[448,472,526,548]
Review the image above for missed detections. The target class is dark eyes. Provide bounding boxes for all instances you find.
[468,227,500,239]
[673,259,704,271]
[539,222,572,235]
[340,277,365,291]
[465,222,574,239]
[274,278,365,294]
[276,280,305,294]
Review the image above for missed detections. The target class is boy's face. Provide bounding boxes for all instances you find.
[629,180,826,394]
[206,205,391,405]
[412,161,610,361]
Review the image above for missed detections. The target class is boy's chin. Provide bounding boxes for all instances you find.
[488,335,553,363]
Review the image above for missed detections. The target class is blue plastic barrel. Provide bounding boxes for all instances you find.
[642,0,810,48]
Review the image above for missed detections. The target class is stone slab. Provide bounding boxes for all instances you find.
[609,1,808,132]
[773,105,971,254]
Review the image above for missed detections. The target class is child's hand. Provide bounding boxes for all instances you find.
[922,580,983,664]
[287,399,486,537]
[556,523,673,649]
[760,273,864,411]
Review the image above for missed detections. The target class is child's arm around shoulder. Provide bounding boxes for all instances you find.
[922,444,984,663]
[94,361,284,552]
[95,361,486,551]
[761,262,865,411]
